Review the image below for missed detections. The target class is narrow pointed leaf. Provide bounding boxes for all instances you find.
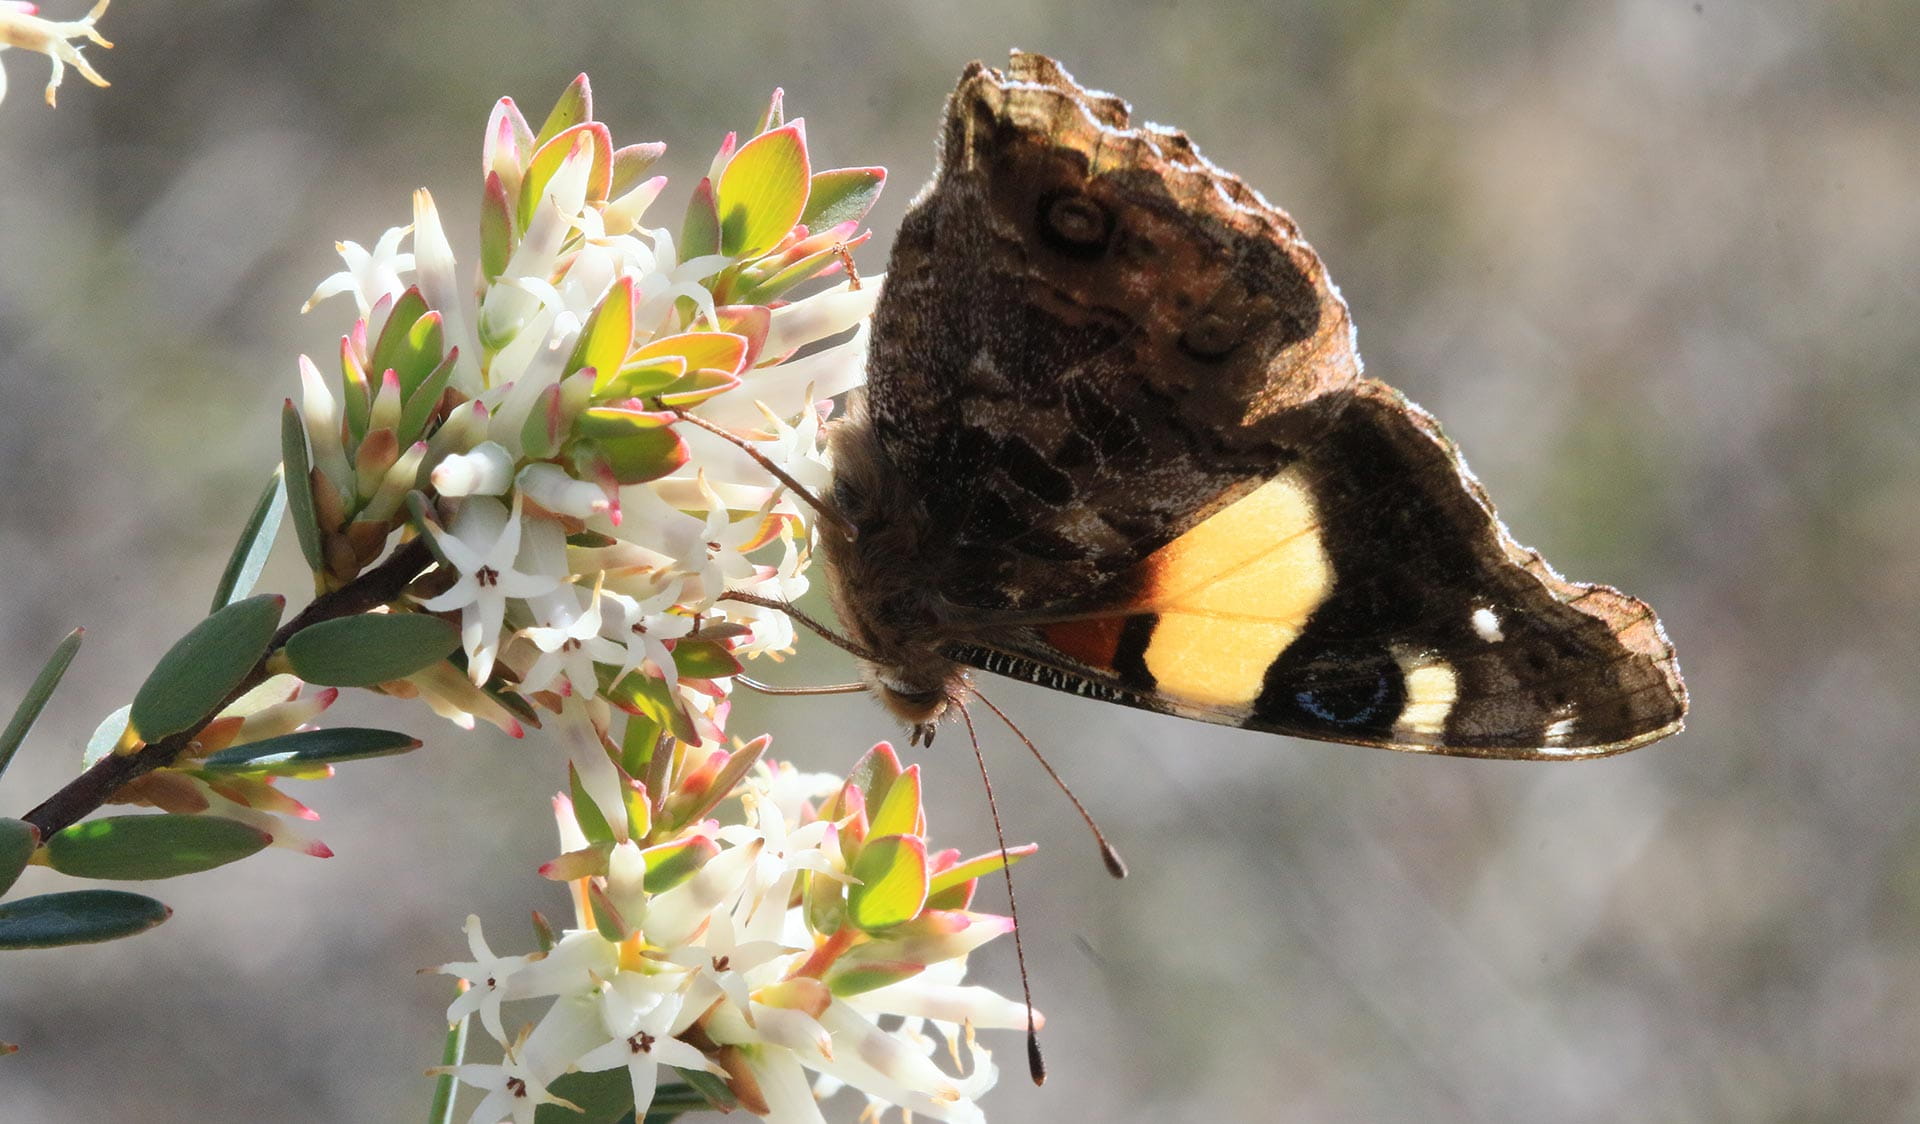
[680,177,720,262]
[567,276,637,380]
[866,764,921,840]
[282,401,325,571]
[200,727,421,774]
[715,122,810,259]
[609,141,667,198]
[285,612,458,687]
[0,890,172,948]
[0,627,83,781]
[46,815,271,880]
[366,288,434,392]
[533,74,592,150]
[480,171,514,281]
[926,842,1037,898]
[429,1012,470,1124]
[0,818,38,897]
[397,352,459,448]
[211,470,287,612]
[800,166,886,232]
[130,595,285,742]
[518,122,614,230]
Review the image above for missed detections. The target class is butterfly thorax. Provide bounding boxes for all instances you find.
[820,407,971,728]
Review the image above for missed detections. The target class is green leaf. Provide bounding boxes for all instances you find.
[130,594,284,742]
[200,727,421,774]
[800,166,886,232]
[830,742,903,821]
[211,470,287,612]
[429,1010,469,1124]
[846,833,928,933]
[397,352,459,448]
[0,627,83,782]
[926,842,1037,899]
[0,890,171,948]
[569,763,615,846]
[366,290,437,395]
[716,122,810,259]
[608,141,666,198]
[641,834,718,893]
[541,1069,633,1124]
[480,172,515,282]
[0,818,38,897]
[533,74,592,151]
[669,639,741,681]
[866,763,921,840]
[679,177,720,262]
[284,613,459,687]
[518,122,614,231]
[567,277,637,381]
[46,815,270,881]
[282,400,325,572]
[571,408,688,485]
[598,664,698,745]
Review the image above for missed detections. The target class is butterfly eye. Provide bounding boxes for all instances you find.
[1038,189,1113,258]
[831,476,872,523]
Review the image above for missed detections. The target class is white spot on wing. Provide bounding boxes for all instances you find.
[1472,607,1504,643]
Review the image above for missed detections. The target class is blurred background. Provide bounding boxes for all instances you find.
[1,0,1915,1120]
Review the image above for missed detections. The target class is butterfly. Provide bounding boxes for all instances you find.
[812,52,1687,760]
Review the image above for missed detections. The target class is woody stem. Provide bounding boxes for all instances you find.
[19,537,435,840]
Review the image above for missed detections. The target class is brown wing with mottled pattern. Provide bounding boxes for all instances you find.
[860,53,1360,614]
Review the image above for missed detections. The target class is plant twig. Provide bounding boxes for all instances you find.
[19,537,435,839]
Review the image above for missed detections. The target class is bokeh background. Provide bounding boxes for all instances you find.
[2,1,1915,1120]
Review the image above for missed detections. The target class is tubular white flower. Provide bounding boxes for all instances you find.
[516,461,610,519]
[303,225,414,316]
[432,440,516,498]
[411,188,484,393]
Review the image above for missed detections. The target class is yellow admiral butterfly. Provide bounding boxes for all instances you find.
[814,52,1686,760]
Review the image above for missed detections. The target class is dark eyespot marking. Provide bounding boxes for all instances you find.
[1177,310,1244,361]
[1294,670,1397,728]
[1256,644,1408,737]
[1037,188,1114,259]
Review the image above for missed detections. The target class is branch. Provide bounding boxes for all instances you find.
[20,537,435,839]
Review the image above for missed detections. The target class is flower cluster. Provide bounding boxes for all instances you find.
[294,77,882,772]
[436,742,1037,1123]
[0,0,110,107]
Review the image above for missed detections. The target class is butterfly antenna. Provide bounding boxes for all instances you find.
[735,675,869,696]
[664,407,860,542]
[972,686,1128,880]
[955,698,1047,1087]
[716,590,879,663]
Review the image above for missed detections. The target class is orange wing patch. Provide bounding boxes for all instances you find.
[1130,470,1333,712]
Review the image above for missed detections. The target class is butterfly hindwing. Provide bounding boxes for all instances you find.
[949,381,1687,758]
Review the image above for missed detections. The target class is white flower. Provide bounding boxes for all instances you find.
[519,581,626,699]
[416,494,562,684]
[302,224,415,316]
[434,1051,577,1124]
[572,984,723,1113]
[599,580,695,695]
[0,0,110,108]
[437,915,541,1045]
